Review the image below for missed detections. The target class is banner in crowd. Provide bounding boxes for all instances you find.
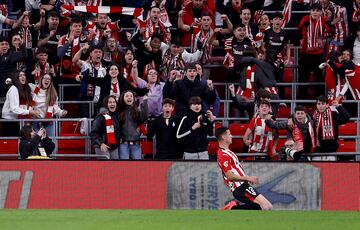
[0,161,359,210]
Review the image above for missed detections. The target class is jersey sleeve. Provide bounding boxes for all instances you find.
[247,117,256,131]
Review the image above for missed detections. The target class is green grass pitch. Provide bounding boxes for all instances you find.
[0,210,359,229]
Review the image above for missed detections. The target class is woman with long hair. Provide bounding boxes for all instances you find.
[118,90,148,159]
[31,74,67,136]
[90,95,121,159]
[1,71,39,136]
[77,62,149,112]
[120,48,138,87]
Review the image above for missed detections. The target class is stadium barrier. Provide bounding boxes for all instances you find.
[0,161,358,211]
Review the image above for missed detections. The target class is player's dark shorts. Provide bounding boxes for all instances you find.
[233,182,260,204]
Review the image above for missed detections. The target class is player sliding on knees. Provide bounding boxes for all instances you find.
[215,127,273,210]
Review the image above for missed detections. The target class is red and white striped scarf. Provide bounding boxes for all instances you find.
[313,108,335,146]
[353,0,360,22]
[282,0,293,28]
[250,115,274,156]
[0,4,7,17]
[237,65,256,100]
[143,61,157,79]
[123,66,137,88]
[143,18,168,42]
[61,5,143,17]
[192,28,213,64]
[292,121,315,152]
[324,62,344,104]
[103,114,117,146]
[33,86,54,118]
[18,98,35,119]
[223,37,234,68]
[19,27,32,48]
[307,16,324,50]
[345,64,360,100]
[34,62,51,83]
[162,49,186,71]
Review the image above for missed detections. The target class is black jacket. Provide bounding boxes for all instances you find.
[176,110,213,153]
[314,106,350,152]
[147,115,182,159]
[90,110,121,150]
[163,77,216,117]
[81,73,149,110]
[0,45,28,97]
[19,135,55,159]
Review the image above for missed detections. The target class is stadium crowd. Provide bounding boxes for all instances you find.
[0,0,358,160]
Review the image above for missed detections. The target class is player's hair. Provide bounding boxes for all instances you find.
[215,127,229,141]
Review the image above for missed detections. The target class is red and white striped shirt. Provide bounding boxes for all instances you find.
[217,148,247,192]
[248,115,274,154]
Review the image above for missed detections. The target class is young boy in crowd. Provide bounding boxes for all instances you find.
[147,98,182,160]
[176,96,215,160]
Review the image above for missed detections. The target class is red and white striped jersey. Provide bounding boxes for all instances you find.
[248,116,274,154]
[217,148,247,192]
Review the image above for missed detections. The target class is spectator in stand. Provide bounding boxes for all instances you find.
[239,7,256,41]
[163,63,216,117]
[216,0,243,26]
[0,10,14,26]
[196,63,220,117]
[2,71,40,136]
[320,0,348,53]
[76,62,149,112]
[243,100,278,160]
[19,125,55,159]
[31,47,55,84]
[221,23,254,72]
[57,17,88,81]
[90,95,120,160]
[139,5,170,43]
[312,95,350,160]
[119,48,139,88]
[178,0,215,46]
[352,0,360,26]
[30,74,68,137]
[176,96,215,160]
[298,3,331,83]
[38,10,63,66]
[131,33,163,78]
[85,13,125,46]
[254,13,271,50]
[136,67,165,118]
[147,98,182,159]
[118,90,148,160]
[73,44,106,117]
[160,40,203,81]
[345,24,360,64]
[10,34,28,72]
[102,37,123,68]
[265,105,315,161]
[0,36,27,98]
[262,12,291,67]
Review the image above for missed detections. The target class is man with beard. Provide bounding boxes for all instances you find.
[73,44,106,117]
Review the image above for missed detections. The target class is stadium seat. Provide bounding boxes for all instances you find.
[0,140,19,159]
[58,134,86,154]
[283,68,294,82]
[208,141,218,155]
[337,139,356,152]
[277,107,291,118]
[141,140,153,156]
[230,139,244,153]
[229,123,247,136]
[276,138,287,152]
[60,121,81,134]
[339,122,357,136]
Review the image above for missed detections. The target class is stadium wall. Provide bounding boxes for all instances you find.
[0,161,358,211]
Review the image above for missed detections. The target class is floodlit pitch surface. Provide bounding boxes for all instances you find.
[0,210,359,229]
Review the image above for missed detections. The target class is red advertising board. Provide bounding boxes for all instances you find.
[0,161,359,210]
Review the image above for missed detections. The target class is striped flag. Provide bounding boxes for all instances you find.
[61,5,143,17]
